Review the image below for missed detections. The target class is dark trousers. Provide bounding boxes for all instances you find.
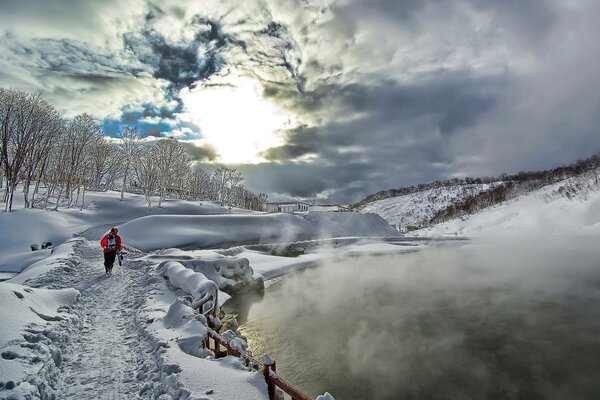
[104,251,117,271]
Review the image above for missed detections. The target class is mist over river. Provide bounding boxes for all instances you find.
[238,237,600,400]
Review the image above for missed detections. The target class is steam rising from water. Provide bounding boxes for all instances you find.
[240,237,600,399]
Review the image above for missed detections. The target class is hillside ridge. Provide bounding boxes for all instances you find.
[354,153,600,230]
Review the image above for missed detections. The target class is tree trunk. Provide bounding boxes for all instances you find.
[80,186,87,211]
[23,179,31,208]
[158,187,164,207]
[53,186,64,211]
[7,184,16,212]
[120,167,128,200]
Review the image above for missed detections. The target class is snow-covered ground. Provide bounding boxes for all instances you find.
[0,189,402,399]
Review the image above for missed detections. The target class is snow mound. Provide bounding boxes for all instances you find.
[120,213,317,251]
[163,297,212,358]
[304,211,400,238]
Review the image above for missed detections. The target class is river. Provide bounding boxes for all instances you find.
[237,237,600,399]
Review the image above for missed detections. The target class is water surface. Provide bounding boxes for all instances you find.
[239,238,600,399]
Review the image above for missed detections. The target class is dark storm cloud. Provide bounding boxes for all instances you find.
[123,13,243,91]
[263,73,500,163]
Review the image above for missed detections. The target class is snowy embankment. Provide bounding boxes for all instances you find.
[304,211,399,238]
[415,178,600,237]
[120,213,318,251]
[120,211,400,252]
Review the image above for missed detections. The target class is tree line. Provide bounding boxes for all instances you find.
[0,89,267,212]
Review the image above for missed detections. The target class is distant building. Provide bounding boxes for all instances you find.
[265,201,311,213]
[308,204,351,212]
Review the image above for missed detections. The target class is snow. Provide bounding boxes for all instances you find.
[0,190,230,273]
[415,179,600,237]
[0,282,78,392]
[120,213,317,251]
[304,211,400,238]
[2,189,407,399]
[159,261,218,309]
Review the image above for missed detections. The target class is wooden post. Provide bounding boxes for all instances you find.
[214,337,221,357]
[212,290,219,318]
[263,354,276,400]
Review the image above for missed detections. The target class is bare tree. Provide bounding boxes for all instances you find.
[154,138,189,207]
[58,114,101,210]
[132,145,160,210]
[0,89,54,211]
[22,108,63,208]
[117,127,142,200]
[187,166,212,200]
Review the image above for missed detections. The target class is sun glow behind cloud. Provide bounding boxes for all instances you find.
[180,72,292,164]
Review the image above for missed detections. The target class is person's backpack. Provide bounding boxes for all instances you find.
[106,234,117,250]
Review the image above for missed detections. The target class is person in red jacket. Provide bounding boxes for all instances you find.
[100,227,122,276]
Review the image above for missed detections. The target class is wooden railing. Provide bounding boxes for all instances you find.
[203,329,312,400]
[198,299,314,400]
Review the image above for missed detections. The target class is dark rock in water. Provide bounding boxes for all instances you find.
[271,244,304,257]
[221,278,265,327]
[41,241,52,249]
[31,243,39,251]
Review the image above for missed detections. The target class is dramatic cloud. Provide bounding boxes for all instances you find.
[1,0,599,202]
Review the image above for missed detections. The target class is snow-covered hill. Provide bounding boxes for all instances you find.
[358,183,499,229]
[414,174,600,237]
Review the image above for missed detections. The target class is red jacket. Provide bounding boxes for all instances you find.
[100,233,122,253]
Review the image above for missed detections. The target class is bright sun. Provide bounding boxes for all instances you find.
[180,72,292,164]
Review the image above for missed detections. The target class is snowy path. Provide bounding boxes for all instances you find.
[25,239,181,399]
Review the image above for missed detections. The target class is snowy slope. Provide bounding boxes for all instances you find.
[358,183,499,228]
[415,177,600,237]
[305,211,400,238]
[120,213,318,251]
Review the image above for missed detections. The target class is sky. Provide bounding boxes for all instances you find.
[1,0,600,203]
